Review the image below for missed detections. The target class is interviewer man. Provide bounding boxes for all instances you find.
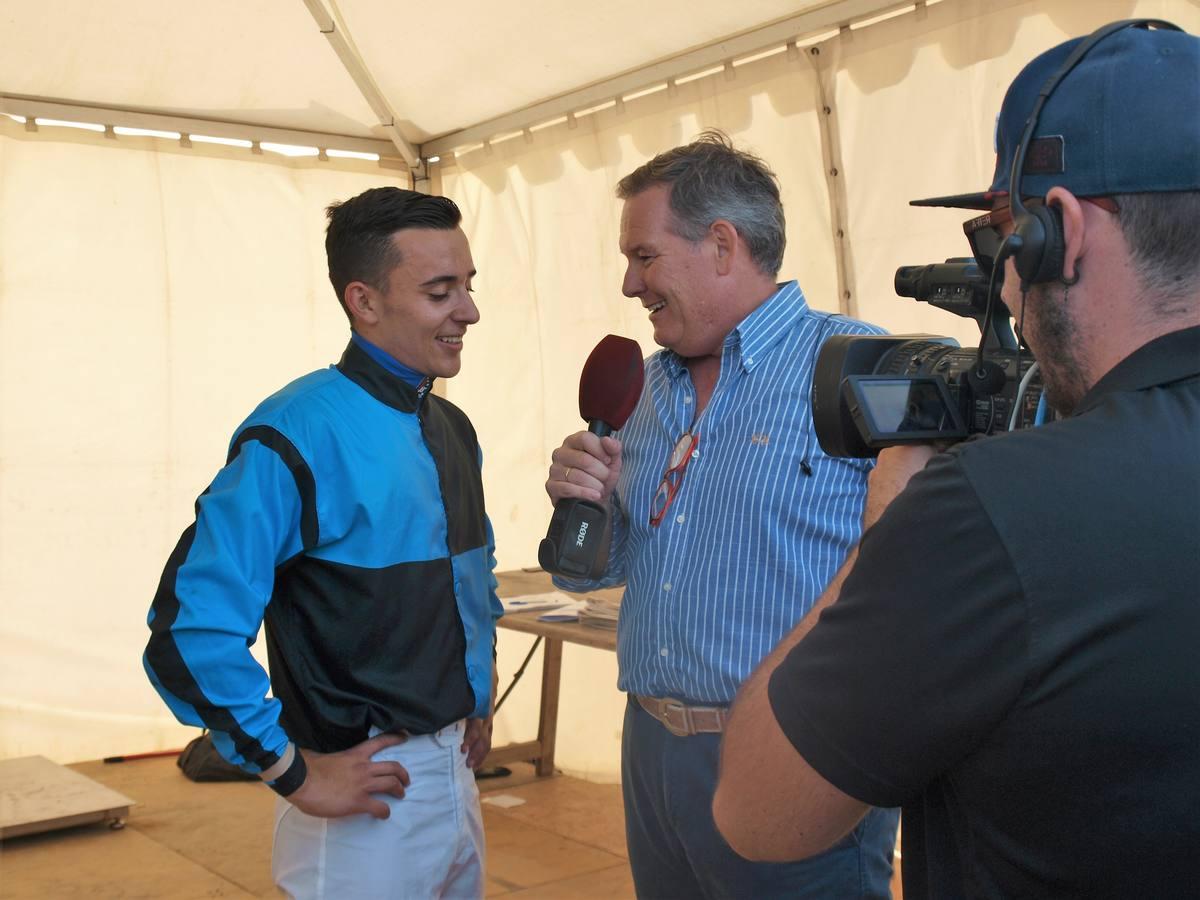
[714,20,1200,899]
[547,132,899,898]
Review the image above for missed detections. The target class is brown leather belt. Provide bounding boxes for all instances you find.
[635,695,729,737]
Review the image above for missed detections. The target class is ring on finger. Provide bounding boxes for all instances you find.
[564,466,573,481]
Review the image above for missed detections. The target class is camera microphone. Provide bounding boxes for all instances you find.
[967,360,1008,396]
[538,335,645,579]
[974,232,1024,383]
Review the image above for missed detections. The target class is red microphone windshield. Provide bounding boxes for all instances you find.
[578,335,645,432]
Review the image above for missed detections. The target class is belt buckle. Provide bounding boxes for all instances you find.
[660,700,692,737]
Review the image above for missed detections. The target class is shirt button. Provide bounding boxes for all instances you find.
[691,449,700,459]
[683,396,692,405]
[660,647,669,657]
[676,514,686,524]
[663,582,672,592]
[746,357,754,365]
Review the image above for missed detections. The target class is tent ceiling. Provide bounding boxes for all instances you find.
[0,1,380,136]
[340,0,870,141]
[0,0,910,159]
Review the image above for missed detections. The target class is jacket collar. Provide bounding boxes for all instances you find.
[336,339,432,413]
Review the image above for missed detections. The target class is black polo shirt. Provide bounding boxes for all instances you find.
[770,326,1200,898]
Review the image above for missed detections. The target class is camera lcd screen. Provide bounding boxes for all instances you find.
[843,376,967,446]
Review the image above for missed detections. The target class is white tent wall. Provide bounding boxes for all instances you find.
[0,121,406,761]
[443,0,1199,781]
[0,0,1196,780]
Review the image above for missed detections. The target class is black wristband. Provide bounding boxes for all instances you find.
[267,749,308,797]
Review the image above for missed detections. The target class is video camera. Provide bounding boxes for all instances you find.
[812,259,1049,458]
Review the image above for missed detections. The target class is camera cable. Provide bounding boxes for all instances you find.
[1009,361,1040,431]
[1007,284,1037,430]
[1034,392,1049,425]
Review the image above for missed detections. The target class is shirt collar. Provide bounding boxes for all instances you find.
[1074,325,1200,416]
[659,281,808,379]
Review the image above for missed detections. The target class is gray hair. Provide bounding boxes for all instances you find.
[1111,191,1200,315]
[615,130,786,277]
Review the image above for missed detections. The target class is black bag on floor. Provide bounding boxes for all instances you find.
[177,730,258,782]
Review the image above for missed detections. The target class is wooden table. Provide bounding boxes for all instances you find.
[486,570,620,776]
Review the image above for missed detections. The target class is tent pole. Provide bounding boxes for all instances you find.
[806,34,857,319]
[300,0,424,182]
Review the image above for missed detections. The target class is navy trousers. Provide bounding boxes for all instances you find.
[622,696,900,900]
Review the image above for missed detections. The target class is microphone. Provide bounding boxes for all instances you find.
[538,335,645,579]
[971,233,1023,396]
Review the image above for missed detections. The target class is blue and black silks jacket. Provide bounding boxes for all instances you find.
[144,339,501,793]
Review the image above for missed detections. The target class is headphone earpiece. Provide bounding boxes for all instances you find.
[1011,203,1065,285]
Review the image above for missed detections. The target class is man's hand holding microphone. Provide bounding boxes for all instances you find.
[547,432,623,507]
[539,335,644,580]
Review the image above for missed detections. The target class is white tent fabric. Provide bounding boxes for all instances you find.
[0,122,405,761]
[0,0,900,144]
[1,0,1196,780]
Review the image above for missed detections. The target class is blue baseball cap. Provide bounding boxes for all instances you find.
[912,21,1200,210]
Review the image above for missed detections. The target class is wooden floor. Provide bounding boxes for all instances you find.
[0,756,632,898]
[0,755,901,898]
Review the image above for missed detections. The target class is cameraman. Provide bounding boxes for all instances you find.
[713,20,1200,898]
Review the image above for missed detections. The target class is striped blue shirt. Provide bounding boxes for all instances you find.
[556,281,886,703]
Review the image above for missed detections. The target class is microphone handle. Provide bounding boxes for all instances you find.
[588,420,614,438]
[537,498,611,579]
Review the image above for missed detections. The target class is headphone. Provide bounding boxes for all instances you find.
[1005,18,1183,287]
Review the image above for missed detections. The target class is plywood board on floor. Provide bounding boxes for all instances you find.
[0,755,134,839]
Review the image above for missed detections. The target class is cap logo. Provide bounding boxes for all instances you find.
[1024,136,1065,175]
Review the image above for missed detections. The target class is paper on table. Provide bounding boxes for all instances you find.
[580,595,620,629]
[537,600,587,622]
[500,591,574,613]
